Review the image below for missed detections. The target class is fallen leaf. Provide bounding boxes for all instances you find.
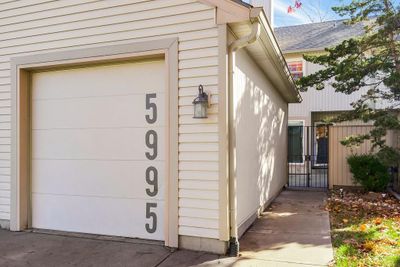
[374,218,382,225]
[360,224,367,231]
[363,241,375,251]
[342,218,349,224]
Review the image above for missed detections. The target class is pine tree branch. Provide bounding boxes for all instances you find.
[383,0,400,73]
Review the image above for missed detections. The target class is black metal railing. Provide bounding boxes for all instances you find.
[288,126,329,189]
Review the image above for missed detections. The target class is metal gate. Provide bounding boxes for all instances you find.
[288,125,329,189]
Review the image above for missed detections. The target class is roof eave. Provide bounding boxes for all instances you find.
[230,9,302,103]
[282,47,326,55]
[198,0,251,23]
[199,0,301,103]
[259,11,301,103]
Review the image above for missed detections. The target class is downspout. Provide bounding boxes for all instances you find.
[227,20,261,257]
[230,22,261,52]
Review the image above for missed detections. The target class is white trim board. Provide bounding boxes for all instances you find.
[10,38,179,248]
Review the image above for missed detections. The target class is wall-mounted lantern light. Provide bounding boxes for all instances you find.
[193,85,209,119]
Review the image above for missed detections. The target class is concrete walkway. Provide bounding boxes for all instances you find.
[0,191,333,267]
[223,190,334,266]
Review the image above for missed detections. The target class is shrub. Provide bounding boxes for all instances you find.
[347,154,390,192]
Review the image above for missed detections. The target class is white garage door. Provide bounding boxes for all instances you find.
[31,60,165,241]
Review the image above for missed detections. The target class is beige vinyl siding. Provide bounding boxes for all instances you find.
[232,42,288,236]
[286,55,367,120]
[0,0,220,239]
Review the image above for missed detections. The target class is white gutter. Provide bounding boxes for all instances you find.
[230,22,261,52]
[227,20,261,257]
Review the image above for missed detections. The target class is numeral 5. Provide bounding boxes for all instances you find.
[145,203,157,233]
[146,94,157,124]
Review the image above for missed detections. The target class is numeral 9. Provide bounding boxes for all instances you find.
[146,167,158,197]
[145,130,157,160]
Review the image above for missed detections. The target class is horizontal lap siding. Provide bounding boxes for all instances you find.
[0,0,220,239]
[178,27,219,236]
[0,68,9,218]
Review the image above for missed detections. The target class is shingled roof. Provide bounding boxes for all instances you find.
[231,0,252,8]
[275,19,367,53]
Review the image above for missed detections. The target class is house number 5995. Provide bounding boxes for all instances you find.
[145,93,158,234]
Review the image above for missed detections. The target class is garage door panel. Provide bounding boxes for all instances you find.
[31,59,166,240]
[32,93,166,129]
[32,127,165,161]
[32,61,165,100]
[32,159,165,199]
[32,194,164,240]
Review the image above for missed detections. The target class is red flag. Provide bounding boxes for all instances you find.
[287,6,294,13]
[294,0,302,9]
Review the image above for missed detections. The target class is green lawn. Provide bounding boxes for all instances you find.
[327,191,400,267]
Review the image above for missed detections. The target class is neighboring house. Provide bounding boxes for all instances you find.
[0,0,299,254]
[275,19,369,128]
[275,20,398,189]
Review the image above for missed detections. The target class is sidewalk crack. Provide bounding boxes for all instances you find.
[153,250,175,267]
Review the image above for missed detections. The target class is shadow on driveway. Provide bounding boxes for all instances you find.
[0,230,221,267]
[0,191,333,266]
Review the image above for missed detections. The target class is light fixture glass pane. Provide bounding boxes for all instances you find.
[194,103,207,118]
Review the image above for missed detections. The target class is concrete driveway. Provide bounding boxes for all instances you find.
[0,230,223,267]
[0,190,333,267]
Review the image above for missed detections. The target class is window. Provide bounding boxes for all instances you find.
[288,61,303,80]
[288,121,304,163]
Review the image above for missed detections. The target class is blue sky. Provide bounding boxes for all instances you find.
[272,0,400,27]
[273,0,347,27]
